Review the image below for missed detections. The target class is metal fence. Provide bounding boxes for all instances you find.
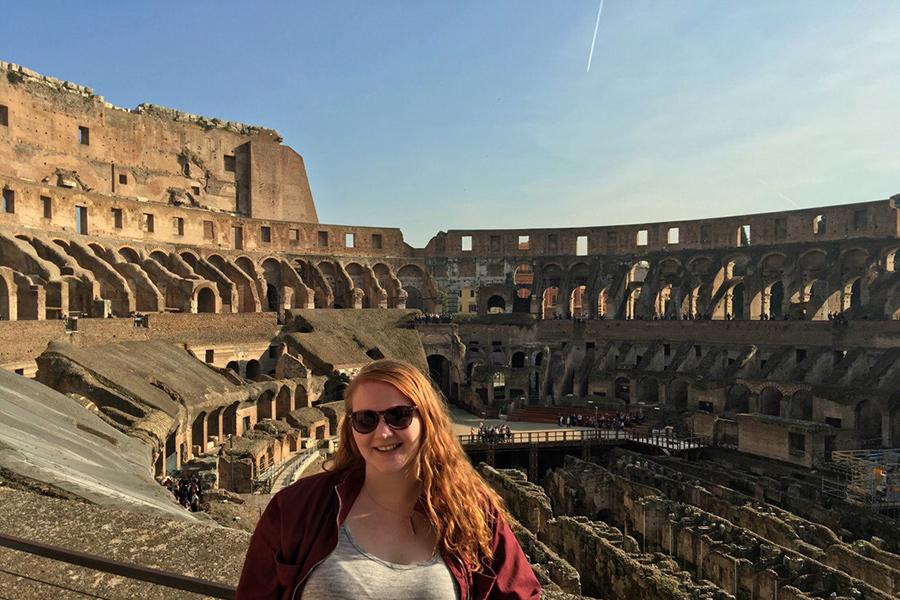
[458,428,708,450]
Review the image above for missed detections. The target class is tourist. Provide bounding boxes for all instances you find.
[237,359,539,599]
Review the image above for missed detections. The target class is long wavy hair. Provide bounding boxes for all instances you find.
[326,358,506,572]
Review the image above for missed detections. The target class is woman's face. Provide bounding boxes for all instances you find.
[350,380,423,475]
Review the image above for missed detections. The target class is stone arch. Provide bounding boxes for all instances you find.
[118,246,141,264]
[345,262,370,308]
[668,379,689,410]
[486,295,506,314]
[257,389,274,420]
[655,284,675,319]
[759,387,783,416]
[513,263,533,313]
[886,248,899,273]
[614,377,631,403]
[261,258,282,312]
[295,385,308,409]
[625,286,642,319]
[855,399,882,445]
[629,260,650,284]
[788,390,813,421]
[235,256,256,277]
[427,354,454,400]
[397,264,427,311]
[730,282,745,319]
[767,280,785,319]
[226,361,240,375]
[637,377,659,404]
[179,251,199,269]
[0,269,14,321]
[511,351,526,369]
[276,386,292,419]
[570,285,588,318]
[725,384,750,413]
[245,359,260,381]
[541,287,560,319]
[195,286,218,313]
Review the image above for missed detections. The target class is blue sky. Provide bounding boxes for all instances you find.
[2,1,899,246]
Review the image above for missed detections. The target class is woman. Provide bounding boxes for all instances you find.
[236,359,540,599]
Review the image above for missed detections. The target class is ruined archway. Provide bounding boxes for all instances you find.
[511,351,526,369]
[668,379,689,410]
[788,390,813,421]
[724,384,750,414]
[855,399,882,445]
[427,354,453,401]
[246,360,260,381]
[276,386,292,419]
[637,377,659,404]
[196,287,217,313]
[487,295,506,314]
[615,377,631,403]
[759,387,783,416]
[513,264,533,313]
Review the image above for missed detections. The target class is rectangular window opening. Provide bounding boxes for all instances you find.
[41,195,52,219]
[111,208,123,229]
[0,105,8,127]
[547,233,559,253]
[142,213,155,233]
[789,432,806,454]
[78,126,90,145]
[289,228,300,245]
[606,231,618,249]
[317,231,329,247]
[260,226,272,243]
[461,235,473,252]
[233,226,244,250]
[694,345,702,358]
[518,235,530,251]
[774,218,787,241]
[825,417,842,428]
[853,209,867,231]
[636,230,648,247]
[738,224,751,247]
[191,185,201,196]
[204,349,215,364]
[75,206,88,235]
[667,227,680,245]
[1,188,14,213]
[345,232,355,248]
[813,214,826,236]
[118,174,128,185]
[489,235,501,253]
[372,233,383,249]
[223,154,236,172]
[576,235,588,256]
[700,224,712,244]
[698,401,714,413]
[203,220,215,240]
[173,217,184,236]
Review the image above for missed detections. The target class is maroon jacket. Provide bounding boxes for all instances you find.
[236,466,541,599]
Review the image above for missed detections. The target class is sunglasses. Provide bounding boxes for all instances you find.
[349,405,418,434]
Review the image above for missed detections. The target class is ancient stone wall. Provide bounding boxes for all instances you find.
[0,61,316,223]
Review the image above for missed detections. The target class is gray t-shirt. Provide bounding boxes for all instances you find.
[300,523,459,600]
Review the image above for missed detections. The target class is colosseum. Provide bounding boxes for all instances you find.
[1,60,899,599]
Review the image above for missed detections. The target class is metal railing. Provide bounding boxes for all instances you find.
[458,428,709,450]
[0,532,236,599]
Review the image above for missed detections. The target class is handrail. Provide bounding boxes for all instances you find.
[458,428,707,449]
[0,532,236,599]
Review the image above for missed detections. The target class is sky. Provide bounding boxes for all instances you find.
[2,1,899,247]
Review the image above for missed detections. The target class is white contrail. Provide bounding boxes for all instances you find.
[757,178,800,208]
[586,0,605,73]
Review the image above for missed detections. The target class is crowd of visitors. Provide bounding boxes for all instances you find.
[469,422,513,443]
[557,411,642,430]
[413,313,454,324]
[163,475,203,512]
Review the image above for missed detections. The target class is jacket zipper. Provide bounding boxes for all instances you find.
[291,485,343,600]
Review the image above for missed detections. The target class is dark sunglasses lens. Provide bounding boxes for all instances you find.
[352,410,379,433]
[384,406,414,429]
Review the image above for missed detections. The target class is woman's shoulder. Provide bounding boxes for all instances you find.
[273,467,347,509]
